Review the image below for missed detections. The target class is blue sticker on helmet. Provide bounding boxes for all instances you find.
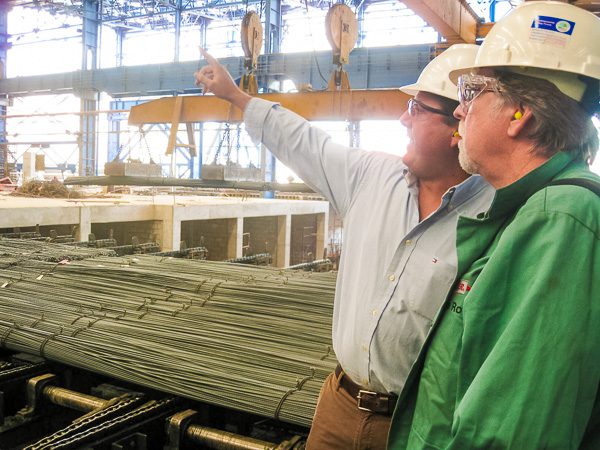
[531,16,575,35]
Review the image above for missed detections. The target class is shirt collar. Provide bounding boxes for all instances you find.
[403,168,418,188]
[485,151,575,219]
[447,174,491,207]
[404,167,491,207]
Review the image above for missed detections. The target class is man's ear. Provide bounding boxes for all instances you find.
[507,106,533,138]
[450,130,461,148]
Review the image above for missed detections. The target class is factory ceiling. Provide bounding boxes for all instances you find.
[3,1,598,35]
[4,0,347,30]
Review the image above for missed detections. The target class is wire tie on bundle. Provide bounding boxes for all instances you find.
[71,326,87,337]
[194,279,208,294]
[39,327,62,358]
[243,275,256,284]
[172,303,190,317]
[141,296,157,305]
[136,298,149,311]
[273,368,315,421]
[210,281,222,296]
[320,345,331,361]
[1,321,19,348]
[201,282,223,307]
[89,315,105,327]
[30,314,45,329]
[0,275,19,288]
[138,305,150,319]
[36,261,66,281]
[69,313,85,327]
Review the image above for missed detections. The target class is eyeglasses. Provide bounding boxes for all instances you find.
[457,74,503,111]
[407,98,453,118]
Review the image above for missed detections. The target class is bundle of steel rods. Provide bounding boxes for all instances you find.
[0,240,337,427]
[0,237,115,265]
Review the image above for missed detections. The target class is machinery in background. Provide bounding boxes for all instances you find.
[287,259,333,272]
[226,253,272,266]
[0,227,209,259]
[0,352,307,450]
[325,4,359,91]
[201,11,264,183]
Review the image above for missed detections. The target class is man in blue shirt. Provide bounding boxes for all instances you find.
[194,44,495,449]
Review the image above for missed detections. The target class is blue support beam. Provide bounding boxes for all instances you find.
[264,0,281,55]
[0,45,431,98]
[174,0,183,62]
[78,0,100,176]
[79,94,99,176]
[197,122,203,179]
[262,0,282,198]
[82,0,99,71]
[107,100,147,162]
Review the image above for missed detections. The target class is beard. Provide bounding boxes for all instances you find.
[457,123,480,175]
[458,141,479,175]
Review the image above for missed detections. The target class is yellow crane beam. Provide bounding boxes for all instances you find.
[402,0,482,43]
[128,90,410,126]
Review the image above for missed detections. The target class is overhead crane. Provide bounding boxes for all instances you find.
[127,5,411,159]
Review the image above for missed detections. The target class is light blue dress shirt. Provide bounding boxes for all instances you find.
[244,98,495,395]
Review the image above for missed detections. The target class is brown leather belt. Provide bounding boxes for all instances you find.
[334,365,398,415]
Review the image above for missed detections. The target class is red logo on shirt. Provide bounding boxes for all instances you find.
[455,280,472,295]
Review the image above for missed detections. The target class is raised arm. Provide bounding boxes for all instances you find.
[193,50,385,217]
[194,48,252,112]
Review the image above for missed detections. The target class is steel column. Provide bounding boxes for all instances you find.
[79,0,100,176]
[174,0,183,62]
[0,3,8,178]
[107,100,146,163]
[115,27,126,67]
[264,0,282,54]
[262,0,282,196]
[82,0,99,70]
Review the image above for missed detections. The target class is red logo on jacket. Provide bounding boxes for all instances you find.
[455,280,472,295]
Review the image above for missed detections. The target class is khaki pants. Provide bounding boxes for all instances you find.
[305,371,392,450]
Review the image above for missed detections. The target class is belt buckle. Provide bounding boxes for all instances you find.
[357,389,380,412]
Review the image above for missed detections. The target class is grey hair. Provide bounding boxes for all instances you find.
[495,71,598,163]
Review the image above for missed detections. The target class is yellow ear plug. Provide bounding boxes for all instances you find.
[452,131,461,137]
[514,111,523,120]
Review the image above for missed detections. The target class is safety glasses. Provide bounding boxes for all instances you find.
[407,98,453,118]
[457,74,503,111]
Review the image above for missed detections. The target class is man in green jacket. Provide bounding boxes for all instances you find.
[388,2,600,449]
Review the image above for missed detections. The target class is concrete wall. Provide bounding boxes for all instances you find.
[243,216,282,265]
[0,224,75,237]
[180,218,237,261]
[91,220,161,246]
[0,196,329,266]
[290,213,326,265]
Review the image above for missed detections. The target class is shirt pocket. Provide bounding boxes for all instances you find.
[403,254,457,322]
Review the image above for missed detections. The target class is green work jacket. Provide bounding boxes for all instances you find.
[388,151,600,449]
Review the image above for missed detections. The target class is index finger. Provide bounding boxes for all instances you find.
[199,48,219,65]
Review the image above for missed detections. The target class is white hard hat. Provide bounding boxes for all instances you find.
[451,1,600,101]
[400,43,479,101]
